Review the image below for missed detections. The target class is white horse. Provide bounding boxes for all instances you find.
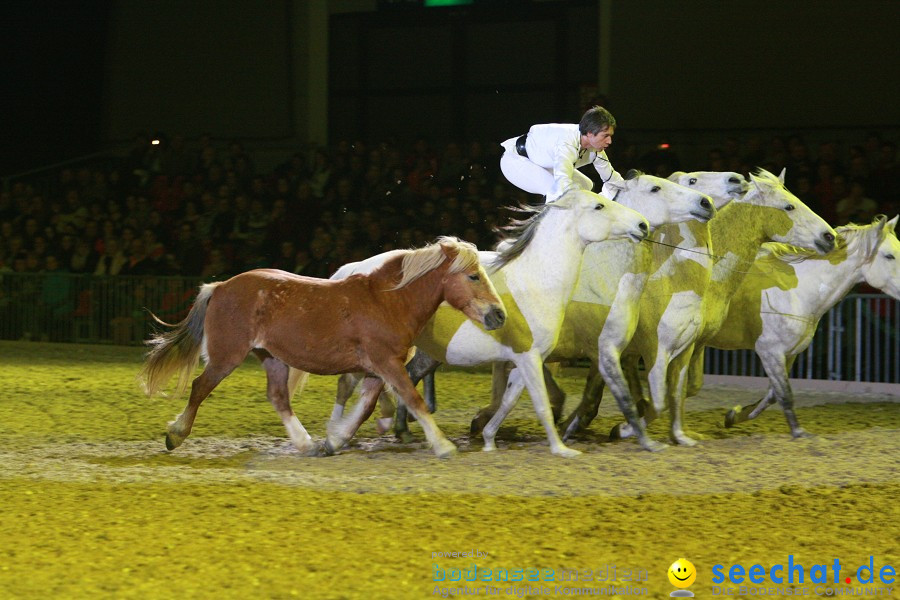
[572,169,838,446]
[706,215,900,434]
[293,190,650,457]
[559,171,748,439]
[466,170,716,452]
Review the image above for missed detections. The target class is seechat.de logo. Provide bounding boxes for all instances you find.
[711,555,896,586]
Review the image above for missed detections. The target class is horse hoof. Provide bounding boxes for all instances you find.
[792,428,812,439]
[469,413,491,435]
[552,446,582,458]
[724,405,741,428]
[561,417,580,442]
[640,437,667,452]
[609,422,635,440]
[321,440,337,456]
[672,434,698,447]
[398,430,416,444]
[636,398,650,417]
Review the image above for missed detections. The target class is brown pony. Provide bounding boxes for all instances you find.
[140,237,506,458]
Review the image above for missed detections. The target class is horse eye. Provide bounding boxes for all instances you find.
[885,254,896,260]
[468,273,480,281]
[785,204,795,211]
[594,203,604,210]
[651,186,661,193]
[689,178,697,185]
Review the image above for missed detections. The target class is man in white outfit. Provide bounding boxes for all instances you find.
[499,105,625,202]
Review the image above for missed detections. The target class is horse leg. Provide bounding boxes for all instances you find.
[325,375,384,454]
[166,361,239,450]
[254,350,317,455]
[665,351,698,446]
[470,361,512,434]
[611,348,669,443]
[379,361,455,458]
[544,362,566,423]
[561,360,604,440]
[482,367,526,452]
[331,371,364,422]
[394,349,441,443]
[599,343,666,452]
[423,371,436,413]
[757,352,808,437]
[725,388,777,427]
[517,352,581,457]
[375,387,396,434]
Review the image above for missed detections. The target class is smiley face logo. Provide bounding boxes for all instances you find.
[668,558,697,588]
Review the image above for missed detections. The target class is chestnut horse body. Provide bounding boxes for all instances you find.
[140,237,505,458]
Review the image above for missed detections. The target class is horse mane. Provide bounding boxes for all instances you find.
[760,216,887,264]
[490,200,569,270]
[390,236,480,290]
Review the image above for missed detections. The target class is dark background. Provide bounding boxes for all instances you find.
[3,0,900,176]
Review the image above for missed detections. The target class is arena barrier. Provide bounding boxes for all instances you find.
[0,273,897,385]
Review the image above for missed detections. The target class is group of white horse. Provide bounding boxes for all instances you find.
[288,167,900,458]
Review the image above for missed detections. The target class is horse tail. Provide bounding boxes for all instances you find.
[140,282,221,397]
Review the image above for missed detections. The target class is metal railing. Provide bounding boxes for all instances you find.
[1,273,897,383]
[0,273,201,346]
[703,294,900,384]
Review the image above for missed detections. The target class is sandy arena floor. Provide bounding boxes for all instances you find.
[0,341,897,599]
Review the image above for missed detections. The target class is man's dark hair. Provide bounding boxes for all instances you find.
[579,106,616,135]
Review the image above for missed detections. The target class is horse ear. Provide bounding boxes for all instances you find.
[887,215,899,233]
[777,168,787,184]
[749,171,764,191]
[668,171,685,182]
[624,169,641,181]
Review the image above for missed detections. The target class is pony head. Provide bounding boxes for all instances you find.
[432,237,506,331]
[743,168,836,254]
[857,215,900,298]
[605,169,715,228]
[668,171,748,209]
[555,189,650,245]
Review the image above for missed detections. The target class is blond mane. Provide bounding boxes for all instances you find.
[391,236,480,290]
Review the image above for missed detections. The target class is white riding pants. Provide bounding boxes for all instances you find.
[499,145,594,202]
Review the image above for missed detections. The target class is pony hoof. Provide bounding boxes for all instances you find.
[724,405,741,428]
[375,418,394,435]
[791,428,812,439]
[552,446,582,458]
[433,441,457,459]
[165,432,183,451]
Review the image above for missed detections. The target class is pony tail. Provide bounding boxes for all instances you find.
[139,282,219,397]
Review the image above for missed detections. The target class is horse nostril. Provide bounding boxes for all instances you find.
[824,232,835,243]
[638,222,648,232]
[700,198,711,209]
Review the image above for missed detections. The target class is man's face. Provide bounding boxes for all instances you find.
[584,126,614,151]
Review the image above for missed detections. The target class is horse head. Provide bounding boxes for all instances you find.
[606,169,715,228]
[668,170,748,209]
[436,237,507,331]
[743,168,836,254]
[555,189,649,245]
[859,215,900,299]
